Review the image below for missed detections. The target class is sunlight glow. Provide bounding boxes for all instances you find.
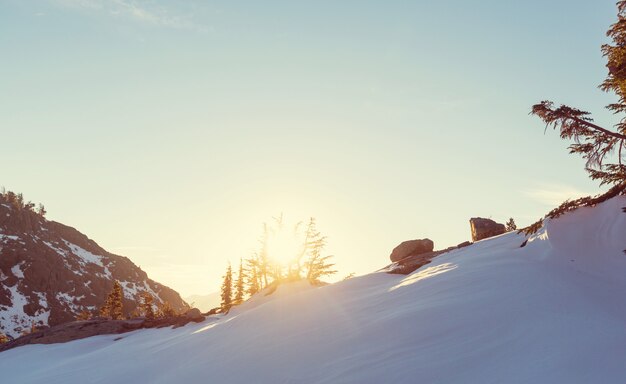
[266,228,302,265]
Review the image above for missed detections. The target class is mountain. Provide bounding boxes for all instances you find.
[1,196,625,383]
[0,191,188,338]
[184,292,220,312]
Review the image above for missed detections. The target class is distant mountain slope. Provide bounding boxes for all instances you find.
[184,292,220,312]
[0,192,188,338]
[1,196,625,383]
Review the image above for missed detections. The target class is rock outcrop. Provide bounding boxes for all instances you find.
[0,191,189,339]
[0,311,206,353]
[389,239,434,262]
[469,218,506,242]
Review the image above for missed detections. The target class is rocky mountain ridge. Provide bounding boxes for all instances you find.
[0,191,188,338]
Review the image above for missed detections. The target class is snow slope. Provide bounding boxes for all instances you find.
[1,197,625,383]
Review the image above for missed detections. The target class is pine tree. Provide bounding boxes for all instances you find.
[76,310,92,321]
[100,281,124,320]
[531,2,626,192]
[157,301,177,318]
[246,257,261,296]
[220,263,233,312]
[140,292,155,319]
[505,218,517,231]
[37,203,46,217]
[303,220,336,284]
[234,258,246,306]
[257,224,270,288]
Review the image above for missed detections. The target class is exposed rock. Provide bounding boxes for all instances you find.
[469,218,506,242]
[184,308,204,322]
[388,248,455,275]
[205,307,220,316]
[0,315,208,353]
[457,241,472,248]
[389,239,434,263]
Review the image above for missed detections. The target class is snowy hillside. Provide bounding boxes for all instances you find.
[1,197,625,383]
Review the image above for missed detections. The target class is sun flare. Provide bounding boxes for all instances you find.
[266,229,302,265]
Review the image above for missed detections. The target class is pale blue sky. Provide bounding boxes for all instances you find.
[0,0,618,295]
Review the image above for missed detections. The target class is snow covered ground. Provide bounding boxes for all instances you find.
[1,197,625,383]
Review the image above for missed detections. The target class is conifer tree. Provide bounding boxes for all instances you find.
[256,223,271,288]
[234,258,246,306]
[246,257,261,296]
[531,1,626,192]
[99,281,124,320]
[157,301,176,318]
[37,203,46,217]
[76,310,92,321]
[303,220,336,284]
[140,292,155,319]
[505,218,517,231]
[220,263,233,312]
[524,2,626,234]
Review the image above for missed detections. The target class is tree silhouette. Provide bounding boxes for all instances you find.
[531,2,626,192]
[505,218,517,232]
[526,2,626,233]
[234,258,246,305]
[220,263,233,312]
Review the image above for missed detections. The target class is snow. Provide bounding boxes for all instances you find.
[10,263,25,279]
[62,240,113,279]
[0,285,49,338]
[0,234,19,241]
[118,280,162,302]
[63,240,105,267]
[1,197,625,383]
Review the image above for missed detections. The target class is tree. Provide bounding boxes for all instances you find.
[233,258,246,306]
[303,219,336,284]
[531,2,626,193]
[257,224,270,288]
[140,292,155,319]
[246,257,261,296]
[505,218,517,232]
[157,301,177,318]
[220,263,233,312]
[76,310,92,321]
[525,2,626,234]
[100,281,124,320]
[37,203,46,217]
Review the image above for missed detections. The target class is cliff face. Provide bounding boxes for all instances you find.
[0,194,188,338]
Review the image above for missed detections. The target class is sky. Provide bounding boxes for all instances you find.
[0,0,619,296]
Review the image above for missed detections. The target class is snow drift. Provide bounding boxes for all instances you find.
[1,197,625,383]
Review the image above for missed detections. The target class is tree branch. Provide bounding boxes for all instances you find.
[570,115,626,140]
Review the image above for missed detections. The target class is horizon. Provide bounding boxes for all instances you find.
[0,0,617,296]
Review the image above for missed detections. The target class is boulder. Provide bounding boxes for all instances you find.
[389,239,434,263]
[184,308,204,322]
[469,218,506,241]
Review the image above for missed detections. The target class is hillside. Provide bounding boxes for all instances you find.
[0,192,188,338]
[0,196,625,383]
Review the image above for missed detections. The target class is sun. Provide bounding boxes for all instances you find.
[266,228,302,265]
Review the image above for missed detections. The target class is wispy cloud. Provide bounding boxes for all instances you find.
[524,183,595,206]
[51,0,206,32]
